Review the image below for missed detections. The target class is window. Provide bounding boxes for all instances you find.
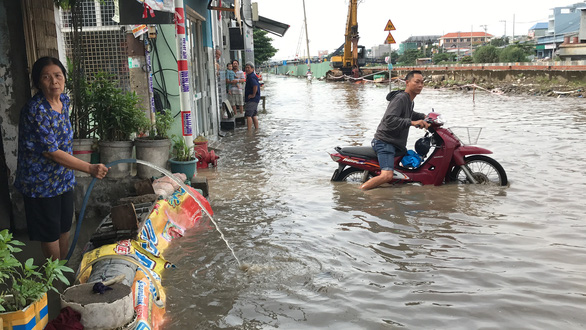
[60,0,130,90]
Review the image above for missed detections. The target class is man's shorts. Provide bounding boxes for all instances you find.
[372,139,396,172]
[23,190,74,242]
[244,101,259,117]
[228,92,244,106]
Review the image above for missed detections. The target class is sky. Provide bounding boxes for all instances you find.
[253,0,583,60]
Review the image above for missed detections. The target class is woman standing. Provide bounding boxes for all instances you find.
[14,57,109,260]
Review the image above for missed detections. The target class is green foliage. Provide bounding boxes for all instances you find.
[513,42,536,56]
[253,28,278,65]
[140,110,174,140]
[460,56,474,64]
[53,0,72,9]
[432,52,456,64]
[171,135,195,162]
[474,45,500,63]
[0,229,73,312]
[397,49,423,66]
[54,0,107,9]
[499,46,529,62]
[91,72,149,141]
[153,111,174,139]
[66,58,95,139]
[490,37,509,47]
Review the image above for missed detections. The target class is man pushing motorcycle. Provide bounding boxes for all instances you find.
[360,70,430,190]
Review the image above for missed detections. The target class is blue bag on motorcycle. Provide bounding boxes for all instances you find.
[400,150,422,168]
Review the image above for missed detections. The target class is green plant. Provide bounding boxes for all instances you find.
[66,58,96,139]
[171,135,195,162]
[0,230,73,312]
[91,72,149,141]
[141,110,174,140]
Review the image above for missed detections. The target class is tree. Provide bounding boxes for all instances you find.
[253,28,278,65]
[474,45,500,63]
[396,49,423,66]
[499,46,528,62]
[490,37,509,47]
[432,52,456,64]
[460,56,474,64]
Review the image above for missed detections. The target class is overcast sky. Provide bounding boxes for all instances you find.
[253,0,582,60]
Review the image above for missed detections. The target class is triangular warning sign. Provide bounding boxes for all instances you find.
[384,19,396,31]
[385,32,396,44]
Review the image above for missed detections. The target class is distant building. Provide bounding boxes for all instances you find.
[439,32,493,51]
[370,44,393,58]
[528,22,548,39]
[398,35,440,55]
[535,2,586,59]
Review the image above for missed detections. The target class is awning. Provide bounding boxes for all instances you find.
[254,15,289,37]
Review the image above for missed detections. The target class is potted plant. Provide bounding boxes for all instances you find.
[135,110,174,179]
[0,230,73,329]
[168,135,198,180]
[91,72,149,178]
[66,59,97,177]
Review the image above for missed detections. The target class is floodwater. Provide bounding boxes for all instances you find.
[162,76,586,329]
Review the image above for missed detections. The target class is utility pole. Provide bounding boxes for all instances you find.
[479,25,487,45]
[174,0,193,148]
[457,31,460,60]
[302,0,311,66]
[499,20,506,38]
[243,0,254,65]
[512,14,515,43]
[470,25,473,56]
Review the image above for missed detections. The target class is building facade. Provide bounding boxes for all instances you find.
[439,32,493,51]
[536,2,586,59]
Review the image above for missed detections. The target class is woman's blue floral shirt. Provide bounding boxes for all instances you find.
[14,92,75,198]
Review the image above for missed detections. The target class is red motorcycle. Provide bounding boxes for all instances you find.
[329,112,508,186]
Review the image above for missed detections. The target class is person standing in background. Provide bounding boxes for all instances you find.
[230,60,246,116]
[244,62,261,130]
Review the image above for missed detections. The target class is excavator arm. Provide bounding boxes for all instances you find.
[343,0,359,69]
[330,0,364,75]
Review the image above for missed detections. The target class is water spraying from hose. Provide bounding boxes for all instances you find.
[67,159,245,270]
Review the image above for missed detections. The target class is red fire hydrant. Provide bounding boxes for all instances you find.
[194,141,219,169]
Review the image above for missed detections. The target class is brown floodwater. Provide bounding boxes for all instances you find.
[162,75,586,329]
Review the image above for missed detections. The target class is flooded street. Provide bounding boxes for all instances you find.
[162,76,586,329]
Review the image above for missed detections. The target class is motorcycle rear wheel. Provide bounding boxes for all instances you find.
[337,168,374,184]
[450,155,508,186]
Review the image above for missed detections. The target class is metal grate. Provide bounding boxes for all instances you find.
[60,0,129,90]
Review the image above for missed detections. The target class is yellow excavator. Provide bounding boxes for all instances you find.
[330,0,365,76]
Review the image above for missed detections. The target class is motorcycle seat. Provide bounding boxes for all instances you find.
[336,146,378,159]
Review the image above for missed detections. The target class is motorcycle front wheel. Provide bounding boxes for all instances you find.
[450,155,508,186]
[336,168,374,184]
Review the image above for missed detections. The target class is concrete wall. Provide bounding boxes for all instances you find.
[393,63,586,84]
[151,25,182,139]
[0,1,28,229]
[0,0,60,230]
[275,61,333,79]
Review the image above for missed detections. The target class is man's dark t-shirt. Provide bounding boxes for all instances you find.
[373,91,425,153]
[245,72,261,103]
